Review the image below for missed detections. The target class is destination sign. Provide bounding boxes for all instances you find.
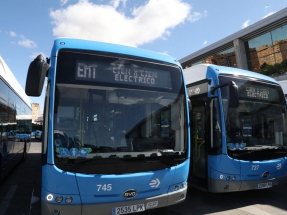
[218,75,282,103]
[75,60,172,89]
[240,85,279,102]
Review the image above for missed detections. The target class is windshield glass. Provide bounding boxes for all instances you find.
[220,75,287,160]
[53,50,187,174]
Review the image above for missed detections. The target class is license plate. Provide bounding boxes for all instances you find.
[112,204,145,215]
[257,182,272,189]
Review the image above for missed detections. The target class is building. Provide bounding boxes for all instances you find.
[32,103,40,123]
[179,7,287,78]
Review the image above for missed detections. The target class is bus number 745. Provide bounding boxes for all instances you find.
[97,184,112,191]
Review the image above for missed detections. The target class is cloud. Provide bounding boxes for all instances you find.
[60,0,69,6]
[262,12,276,19]
[242,19,250,28]
[50,0,191,47]
[203,40,207,45]
[18,35,37,48]
[110,0,127,8]
[188,10,207,23]
[10,31,17,37]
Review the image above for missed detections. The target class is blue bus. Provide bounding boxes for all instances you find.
[0,56,31,181]
[185,64,287,193]
[25,38,190,215]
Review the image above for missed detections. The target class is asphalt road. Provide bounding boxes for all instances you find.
[0,140,287,215]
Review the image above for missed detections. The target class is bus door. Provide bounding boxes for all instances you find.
[189,100,208,189]
[187,80,210,190]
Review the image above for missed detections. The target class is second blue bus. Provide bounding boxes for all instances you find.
[185,64,287,192]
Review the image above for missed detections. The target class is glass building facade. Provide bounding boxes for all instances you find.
[180,9,287,78]
[184,47,237,68]
[245,24,287,75]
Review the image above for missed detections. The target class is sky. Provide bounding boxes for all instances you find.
[1,0,287,114]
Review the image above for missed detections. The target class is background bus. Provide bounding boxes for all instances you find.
[185,64,287,193]
[25,38,190,215]
[0,56,31,181]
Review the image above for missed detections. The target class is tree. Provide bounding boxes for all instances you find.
[281,59,287,68]
[260,62,268,69]
[273,63,283,75]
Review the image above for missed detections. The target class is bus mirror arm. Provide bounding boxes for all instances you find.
[211,81,239,108]
[188,98,192,113]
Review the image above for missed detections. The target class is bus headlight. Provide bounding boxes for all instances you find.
[65,196,73,203]
[55,196,63,203]
[46,194,53,201]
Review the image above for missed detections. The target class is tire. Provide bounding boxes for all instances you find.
[21,142,27,162]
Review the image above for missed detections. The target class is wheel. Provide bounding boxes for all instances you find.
[21,142,27,162]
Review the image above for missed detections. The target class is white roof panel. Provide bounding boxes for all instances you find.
[0,56,31,108]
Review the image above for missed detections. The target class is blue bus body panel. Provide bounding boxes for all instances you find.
[209,155,287,181]
[208,155,241,175]
[171,158,190,184]
[207,65,279,84]
[51,38,181,67]
[42,164,79,195]
[76,160,188,204]
[77,169,172,204]
[240,158,287,180]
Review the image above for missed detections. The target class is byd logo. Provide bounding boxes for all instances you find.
[123,190,137,199]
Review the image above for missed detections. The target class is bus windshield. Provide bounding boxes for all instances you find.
[53,50,187,174]
[220,75,287,160]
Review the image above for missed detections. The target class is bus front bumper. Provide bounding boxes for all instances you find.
[41,186,187,215]
[209,174,287,193]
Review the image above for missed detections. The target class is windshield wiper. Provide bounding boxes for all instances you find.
[159,149,185,165]
[159,149,183,156]
[66,157,103,167]
[233,150,261,157]
[272,144,286,150]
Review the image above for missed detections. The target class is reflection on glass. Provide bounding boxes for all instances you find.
[246,24,287,73]
[220,75,287,161]
[271,25,287,42]
[0,78,32,146]
[54,85,186,157]
[186,47,237,68]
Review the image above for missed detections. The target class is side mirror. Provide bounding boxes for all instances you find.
[229,81,239,108]
[25,54,49,96]
[211,81,239,108]
[171,103,181,130]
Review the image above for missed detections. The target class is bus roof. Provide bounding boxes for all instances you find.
[51,38,181,67]
[184,64,278,84]
[0,56,31,108]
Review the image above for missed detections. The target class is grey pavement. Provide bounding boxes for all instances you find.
[1,140,287,215]
[0,139,41,215]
